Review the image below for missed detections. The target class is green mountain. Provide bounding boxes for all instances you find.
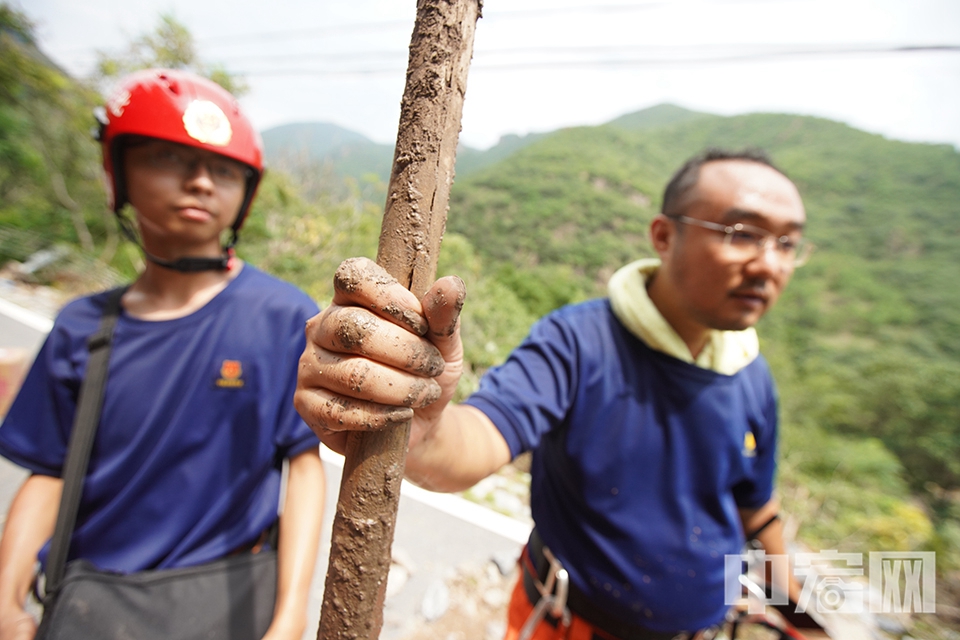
[455,131,545,176]
[262,121,374,157]
[260,122,543,184]
[607,102,712,130]
[259,102,711,185]
[261,122,394,183]
[449,108,960,362]
[258,102,712,186]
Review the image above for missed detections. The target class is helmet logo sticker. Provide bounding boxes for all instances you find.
[183,99,233,146]
[108,89,131,117]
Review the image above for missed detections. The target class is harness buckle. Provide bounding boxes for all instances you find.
[519,544,572,640]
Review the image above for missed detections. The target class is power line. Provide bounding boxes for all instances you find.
[219,50,401,65]
[199,20,411,45]
[196,4,671,45]
[232,43,960,77]
[194,1,788,48]
[224,42,960,65]
[52,40,960,79]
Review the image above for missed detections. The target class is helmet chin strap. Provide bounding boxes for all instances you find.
[117,213,238,273]
[142,248,235,272]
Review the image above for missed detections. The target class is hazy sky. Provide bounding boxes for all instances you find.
[19,0,960,150]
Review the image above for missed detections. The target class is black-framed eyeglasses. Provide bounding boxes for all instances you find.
[667,215,813,268]
[128,140,252,189]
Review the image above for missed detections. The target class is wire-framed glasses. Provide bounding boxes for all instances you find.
[128,140,252,189]
[668,215,813,268]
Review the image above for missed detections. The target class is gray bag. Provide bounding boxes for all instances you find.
[36,551,277,640]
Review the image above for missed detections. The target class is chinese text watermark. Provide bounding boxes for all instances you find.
[725,550,936,615]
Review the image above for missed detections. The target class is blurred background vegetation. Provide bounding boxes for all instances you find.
[2,4,958,628]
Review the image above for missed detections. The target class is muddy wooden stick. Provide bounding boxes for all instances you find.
[317,1,482,638]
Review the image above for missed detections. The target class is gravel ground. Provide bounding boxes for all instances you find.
[392,458,532,640]
[397,558,516,640]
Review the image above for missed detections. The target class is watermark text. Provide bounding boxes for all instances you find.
[725,550,936,615]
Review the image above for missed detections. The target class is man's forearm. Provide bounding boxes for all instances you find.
[405,404,512,493]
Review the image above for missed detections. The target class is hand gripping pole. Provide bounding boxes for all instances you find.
[317,2,483,638]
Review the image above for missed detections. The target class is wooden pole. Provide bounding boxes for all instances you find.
[317,1,482,638]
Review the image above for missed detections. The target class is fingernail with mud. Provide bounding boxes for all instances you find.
[382,303,428,335]
[402,379,441,408]
[383,406,414,425]
[414,350,446,377]
[334,258,366,294]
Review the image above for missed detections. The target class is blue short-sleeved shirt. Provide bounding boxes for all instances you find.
[0,265,320,573]
[464,299,778,632]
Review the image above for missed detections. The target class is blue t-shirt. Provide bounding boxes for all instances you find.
[0,265,320,573]
[464,299,778,632]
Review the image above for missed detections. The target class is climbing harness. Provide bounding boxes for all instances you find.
[517,543,572,640]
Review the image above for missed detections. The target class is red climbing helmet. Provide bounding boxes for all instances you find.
[97,68,263,231]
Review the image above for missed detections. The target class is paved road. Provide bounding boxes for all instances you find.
[316,453,528,639]
[0,297,51,355]
[0,296,530,639]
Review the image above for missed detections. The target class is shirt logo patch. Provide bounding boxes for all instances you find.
[216,360,245,388]
[743,431,757,458]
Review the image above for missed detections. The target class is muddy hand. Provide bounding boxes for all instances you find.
[407,267,466,449]
[295,257,465,454]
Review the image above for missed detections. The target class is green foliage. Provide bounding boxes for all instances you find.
[449,125,663,280]
[238,170,383,304]
[779,424,933,552]
[0,4,119,278]
[493,262,589,320]
[94,13,248,96]
[437,233,536,393]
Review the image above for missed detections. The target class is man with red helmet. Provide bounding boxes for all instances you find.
[0,70,324,640]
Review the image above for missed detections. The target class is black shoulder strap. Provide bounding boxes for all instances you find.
[44,286,127,594]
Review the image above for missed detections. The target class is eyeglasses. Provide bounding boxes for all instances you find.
[667,215,813,268]
[131,141,252,189]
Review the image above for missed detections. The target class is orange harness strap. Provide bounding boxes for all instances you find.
[508,542,723,640]
[505,576,613,640]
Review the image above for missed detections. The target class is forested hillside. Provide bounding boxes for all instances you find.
[0,7,119,287]
[2,5,958,624]
[260,120,544,185]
